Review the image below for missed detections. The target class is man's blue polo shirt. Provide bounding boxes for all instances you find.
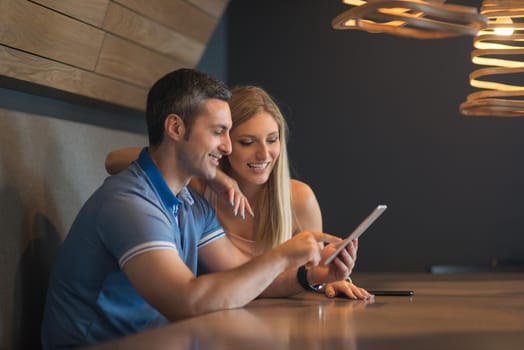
[41,148,224,349]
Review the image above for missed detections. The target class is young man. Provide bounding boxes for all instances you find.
[41,69,354,349]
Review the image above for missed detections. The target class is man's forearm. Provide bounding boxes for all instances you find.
[259,268,304,297]
[184,249,293,317]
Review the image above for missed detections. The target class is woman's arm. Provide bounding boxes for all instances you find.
[105,147,252,216]
[206,168,254,218]
[105,147,142,174]
[290,179,323,233]
[290,180,371,300]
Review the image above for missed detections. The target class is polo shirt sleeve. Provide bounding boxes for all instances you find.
[96,190,178,268]
[186,188,225,248]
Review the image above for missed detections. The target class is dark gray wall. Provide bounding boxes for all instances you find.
[226,0,524,272]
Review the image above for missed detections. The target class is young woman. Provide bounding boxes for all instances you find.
[106,86,370,299]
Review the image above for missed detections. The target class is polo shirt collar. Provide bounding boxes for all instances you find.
[136,147,194,212]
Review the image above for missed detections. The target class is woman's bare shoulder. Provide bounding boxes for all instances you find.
[290,179,322,232]
[290,179,318,208]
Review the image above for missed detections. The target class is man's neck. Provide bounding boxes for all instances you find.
[148,146,190,195]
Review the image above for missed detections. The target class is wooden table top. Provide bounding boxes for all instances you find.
[85,273,524,350]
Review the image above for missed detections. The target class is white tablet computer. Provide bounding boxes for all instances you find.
[324,205,387,265]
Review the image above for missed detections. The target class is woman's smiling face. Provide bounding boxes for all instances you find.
[227,111,280,186]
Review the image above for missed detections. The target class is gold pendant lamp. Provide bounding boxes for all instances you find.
[460,0,524,117]
[332,0,487,39]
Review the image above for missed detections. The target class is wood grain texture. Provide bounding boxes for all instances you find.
[30,0,110,27]
[0,0,229,111]
[0,44,147,111]
[86,273,524,350]
[103,2,204,66]
[186,0,230,18]
[114,0,217,43]
[96,34,185,88]
[0,0,104,70]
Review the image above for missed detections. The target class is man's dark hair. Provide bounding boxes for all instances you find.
[146,68,231,146]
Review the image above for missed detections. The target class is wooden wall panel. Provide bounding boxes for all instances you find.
[96,34,185,87]
[186,0,229,18]
[103,2,204,65]
[0,0,104,71]
[31,0,110,27]
[0,44,147,110]
[114,0,217,43]
[0,0,230,111]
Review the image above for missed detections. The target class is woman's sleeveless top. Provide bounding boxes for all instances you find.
[203,186,263,257]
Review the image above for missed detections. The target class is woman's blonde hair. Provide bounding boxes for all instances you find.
[224,86,293,251]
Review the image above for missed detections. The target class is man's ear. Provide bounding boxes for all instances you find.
[165,114,186,141]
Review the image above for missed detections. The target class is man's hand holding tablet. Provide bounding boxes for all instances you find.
[324,205,387,266]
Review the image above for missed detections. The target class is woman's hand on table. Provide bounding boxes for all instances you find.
[324,279,372,300]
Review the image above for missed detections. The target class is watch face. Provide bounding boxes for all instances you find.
[310,284,326,292]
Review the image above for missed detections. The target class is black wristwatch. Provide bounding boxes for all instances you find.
[296,266,325,292]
